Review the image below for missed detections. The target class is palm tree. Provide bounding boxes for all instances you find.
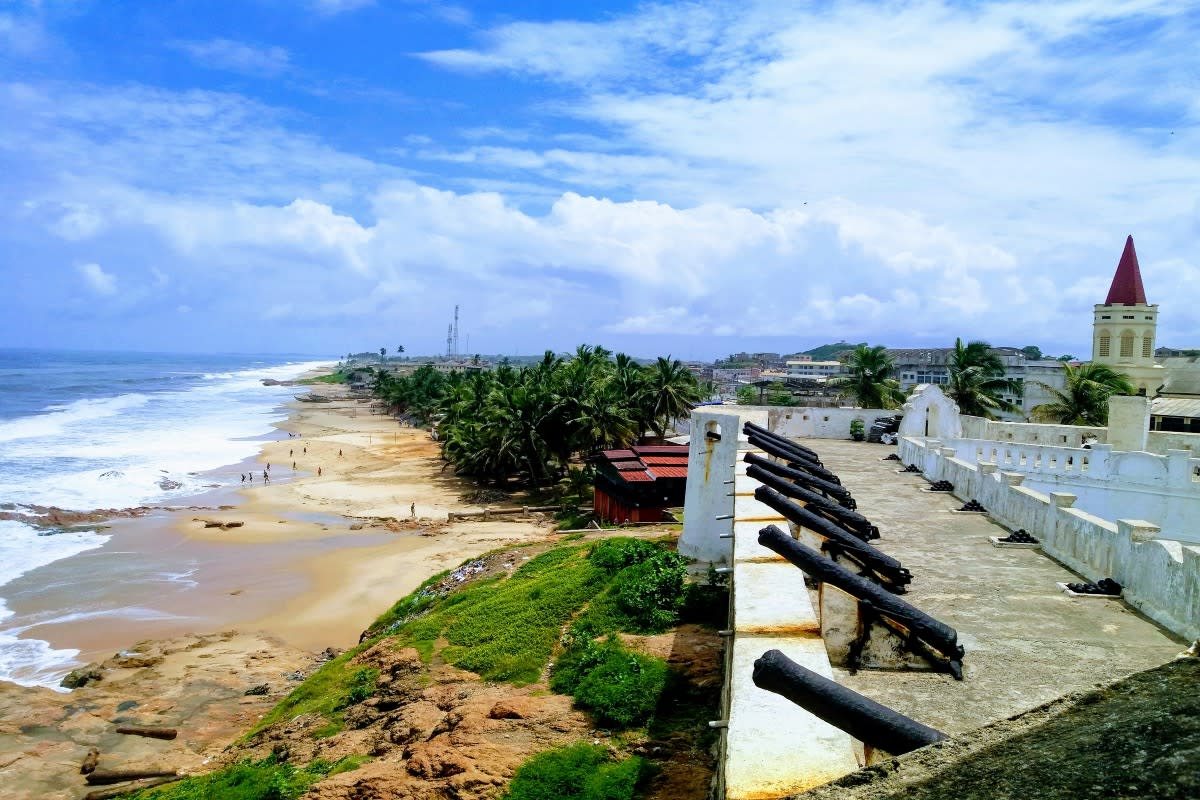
[643,357,702,438]
[828,345,905,409]
[946,338,1023,418]
[1031,363,1134,426]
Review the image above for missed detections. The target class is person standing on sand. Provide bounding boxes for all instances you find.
[338,449,343,457]
[240,473,245,483]
[410,502,415,518]
[317,466,322,476]
[292,461,296,469]
[263,470,269,482]
[303,446,307,454]
[290,448,293,457]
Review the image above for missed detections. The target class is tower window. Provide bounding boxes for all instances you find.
[1122,315,1135,319]
[1142,337,1153,359]
[1098,335,1110,358]
[1120,331,1134,358]
[1101,315,1111,319]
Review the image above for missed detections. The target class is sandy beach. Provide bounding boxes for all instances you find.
[17,386,555,663]
[0,380,561,798]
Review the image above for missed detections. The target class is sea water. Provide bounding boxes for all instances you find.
[0,349,333,688]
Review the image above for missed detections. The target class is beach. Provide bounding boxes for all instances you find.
[0,377,555,798]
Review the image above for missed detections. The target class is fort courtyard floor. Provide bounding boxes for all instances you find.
[798,438,1186,736]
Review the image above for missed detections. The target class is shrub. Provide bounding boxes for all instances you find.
[504,743,648,800]
[588,538,659,573]
[552,637,669,729]
[339,668,378,709]
[611,549,689,632]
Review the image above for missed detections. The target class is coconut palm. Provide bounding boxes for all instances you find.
[643,357,702,438]
[1031,363,1135,426]
[946,338,1023,418]
[828,345,905,409]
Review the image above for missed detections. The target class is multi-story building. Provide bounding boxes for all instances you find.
[890,347,1066,421]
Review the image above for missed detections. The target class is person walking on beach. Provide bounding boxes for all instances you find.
[292,461,296,470]
[317,466,322,477]
[290,448,293,457]
[410,502,415,518]
[263,470,269,482]
[303,446,307,454]
[240,473,245,483]
[338,449,343,457]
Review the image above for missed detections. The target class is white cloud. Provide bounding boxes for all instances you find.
[77,262,116,296]
[174,39,290,77]
[0,12,46,56]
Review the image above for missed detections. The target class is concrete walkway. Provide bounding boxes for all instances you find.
[806,439,1185,736]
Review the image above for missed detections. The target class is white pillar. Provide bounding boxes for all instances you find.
[679,410,739,563]
[1107,395,1151,452]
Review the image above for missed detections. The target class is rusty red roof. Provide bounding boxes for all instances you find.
[602,449,637,459]
[632,445,688,454]
[612,460,645,471]
[619,471,654,482]
[1104,235,1148,305]
[648,465,688,479]
[641,455,689,465]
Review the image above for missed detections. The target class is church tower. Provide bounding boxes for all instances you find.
[1092,235,1162,395]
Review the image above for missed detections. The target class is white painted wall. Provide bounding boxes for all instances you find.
[899,436,1200,641]
[674,405,893,440]
[944,438,1200,543]
[679,410,739,563]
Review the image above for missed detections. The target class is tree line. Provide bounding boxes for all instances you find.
[830,340,1134,425]
[371,345,703,486]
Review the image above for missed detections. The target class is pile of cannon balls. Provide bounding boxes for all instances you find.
[999,529,1038,544]
[958,499,987,512]
[930,480,954,492]
[1066,578,1122,596]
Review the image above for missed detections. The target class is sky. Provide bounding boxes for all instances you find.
[1,0,1198,360]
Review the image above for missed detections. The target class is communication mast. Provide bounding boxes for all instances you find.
[453,305,460,359]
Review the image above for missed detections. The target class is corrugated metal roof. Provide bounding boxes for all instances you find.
[619,471,654,482]
[612,460,645,471]
[632,445,688,454]
[641,455,689,465]
[648,465,688,479]
[602,449,637,459]
[1151,398,1200,418]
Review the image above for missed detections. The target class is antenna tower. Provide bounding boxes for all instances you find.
[446,322,453,359]
[453,305,460,359]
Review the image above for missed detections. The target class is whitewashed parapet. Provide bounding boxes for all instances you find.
[674,406,895,440]
[898,436,1200,641]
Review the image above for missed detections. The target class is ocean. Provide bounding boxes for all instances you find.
[0,349,334,689]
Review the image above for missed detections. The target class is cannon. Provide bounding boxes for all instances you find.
[745,461,880,541]
[746,433,842,484]
[743,426,828,469]
[743,421,822,458]
[744,441,856,508]
[759,524,963,678]
[754,487,911,592]
[753,649,947,756]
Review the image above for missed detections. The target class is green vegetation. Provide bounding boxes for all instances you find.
[803,341,863,361]
[503,743,650,800]
[372,345,703,486]
[1031,363,1135,426]
[299,370,350,384]
[946,338,1023,418]
[551,637,670,728]
[850,419,865,440]
[248,648,376,739]
[118,755,368,800]
[828,344,905,409]
[125,537,722,799]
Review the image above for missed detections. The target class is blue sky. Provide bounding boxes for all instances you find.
[1,0,1198,359]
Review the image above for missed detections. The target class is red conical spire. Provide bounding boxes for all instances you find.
[1104,236,1148,305]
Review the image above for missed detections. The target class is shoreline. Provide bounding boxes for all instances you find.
[3,382,555,681]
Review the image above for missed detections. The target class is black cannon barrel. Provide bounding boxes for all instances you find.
[752,648,948,755]
[758,524,961,663]
[746,434,841,484]
[745,439,854,505]
[754,488,910,589]
[743,422,821,461]
[746,463,880,541]
[744,428,825,466]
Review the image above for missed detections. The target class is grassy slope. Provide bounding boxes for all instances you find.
[120,537,723,800]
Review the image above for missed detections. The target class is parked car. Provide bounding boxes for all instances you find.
[867,415,903,443]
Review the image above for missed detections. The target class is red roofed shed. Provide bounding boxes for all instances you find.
[591,442,688,523]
